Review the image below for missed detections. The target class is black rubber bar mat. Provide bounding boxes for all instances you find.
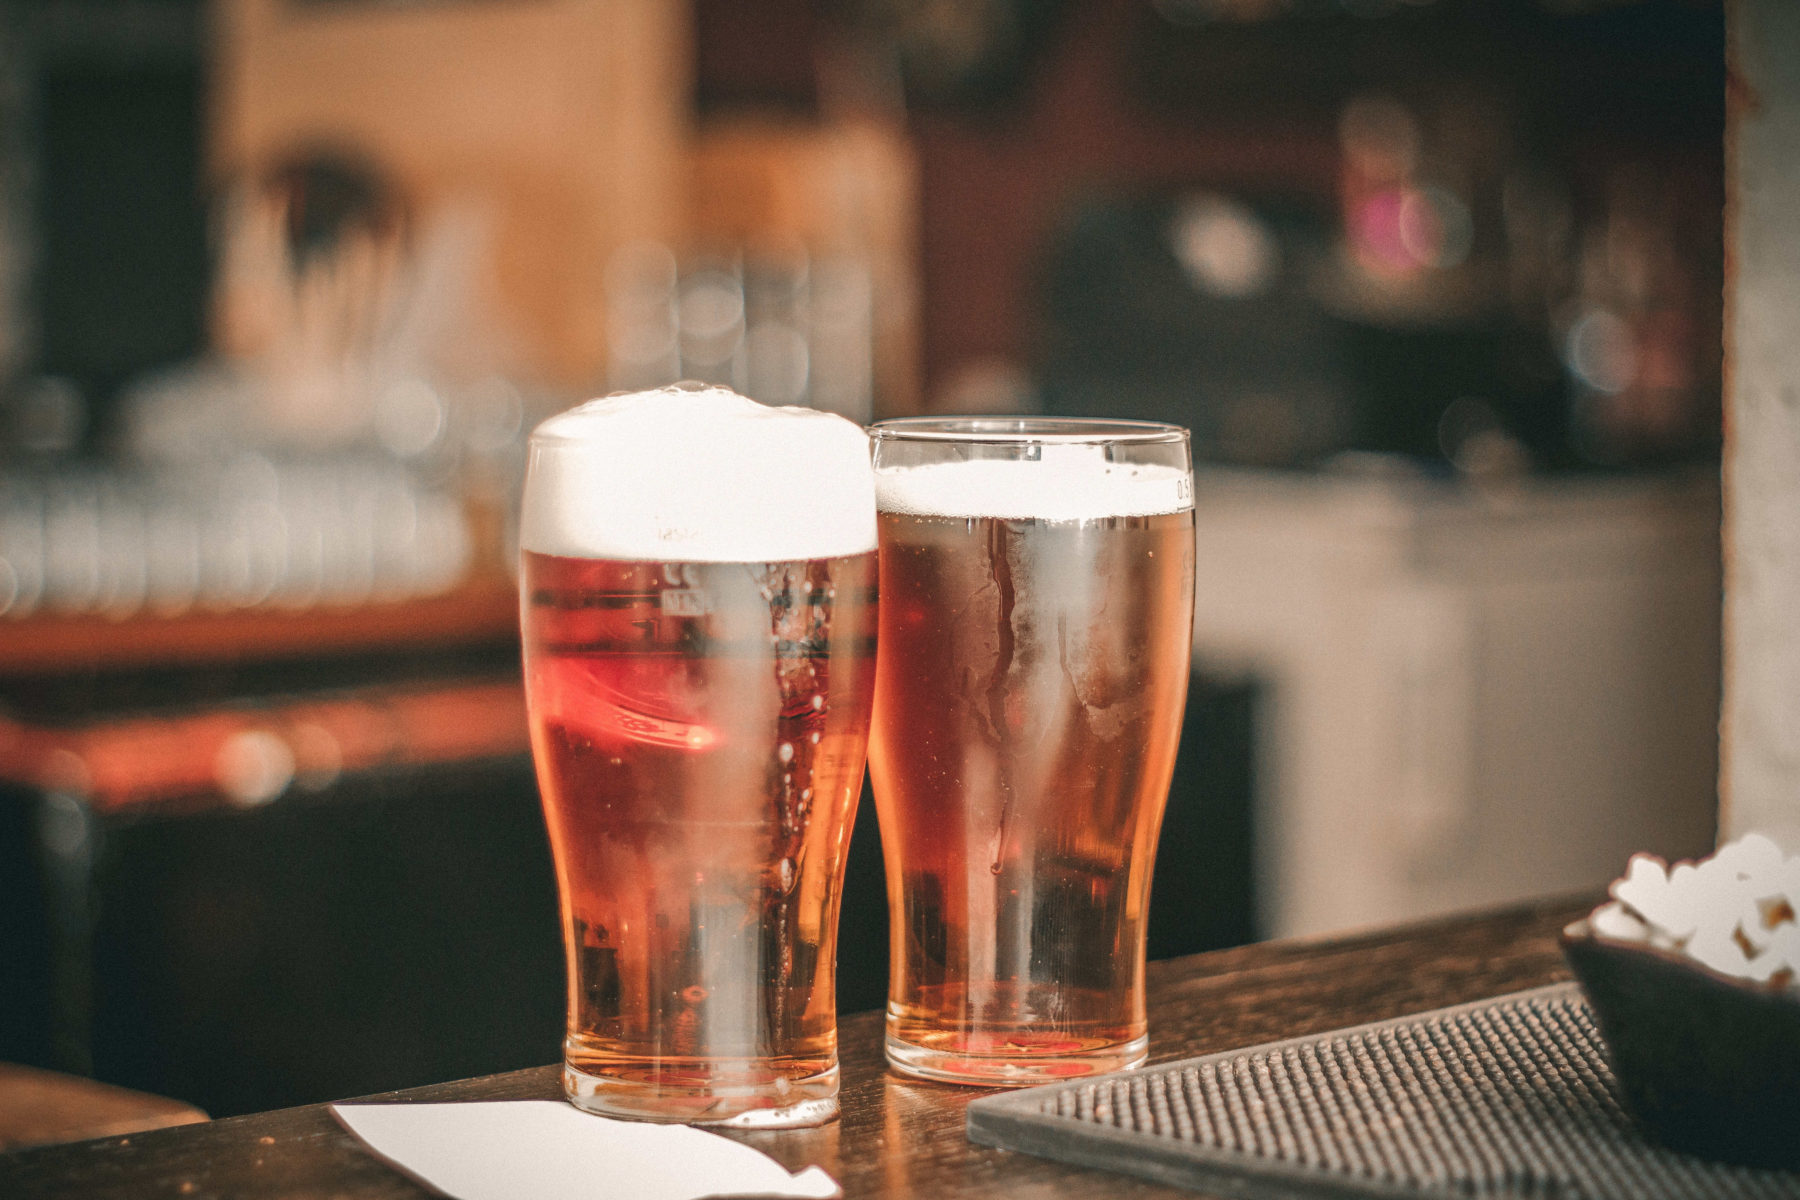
[966,983,1800,1199]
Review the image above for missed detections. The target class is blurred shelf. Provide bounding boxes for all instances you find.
[0,675,529,816]
[0,577,521,676]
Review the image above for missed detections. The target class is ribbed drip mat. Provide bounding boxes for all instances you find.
[966,984,1800,1199]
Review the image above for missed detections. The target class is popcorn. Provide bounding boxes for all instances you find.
[1590,901,1650,942]
[1685,921,1753,978]
[1712,833,1785,882]
[1591,834,1800,993]
[1760,925,1800,989]
[1780,854,1800,903]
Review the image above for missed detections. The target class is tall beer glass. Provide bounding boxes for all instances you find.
[519,385,878,1126]
[868,418,1194,1085]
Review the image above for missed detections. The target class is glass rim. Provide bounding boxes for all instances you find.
[867,416,1190,446]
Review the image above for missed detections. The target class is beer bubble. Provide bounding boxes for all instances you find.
[779,857,797,892]
[779,742,795,763]
[811,695,824,710]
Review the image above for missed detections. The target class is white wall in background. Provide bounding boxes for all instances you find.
[1190,469,1720,940]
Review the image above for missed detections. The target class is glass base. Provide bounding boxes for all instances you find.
[563,1059,839,1128]
[884,1031,1147,1087]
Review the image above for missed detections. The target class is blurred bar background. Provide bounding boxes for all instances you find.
[0,0,1722,1124]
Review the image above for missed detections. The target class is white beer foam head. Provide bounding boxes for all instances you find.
[522,385,876,562]
[876,447,1192,521]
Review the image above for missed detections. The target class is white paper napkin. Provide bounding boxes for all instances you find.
[331,1100,841,1200]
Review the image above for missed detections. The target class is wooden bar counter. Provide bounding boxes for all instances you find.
[0,894,1591,1199]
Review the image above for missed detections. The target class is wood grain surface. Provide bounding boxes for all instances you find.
[0,893,1591,1199]
[0,1065,207,1154]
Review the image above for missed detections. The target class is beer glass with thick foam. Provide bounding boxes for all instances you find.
[868,418,1195,1085]
[519,385,877,1126]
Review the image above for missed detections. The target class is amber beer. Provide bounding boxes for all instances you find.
[520,385,878,1126]
[868,421,1195,1084]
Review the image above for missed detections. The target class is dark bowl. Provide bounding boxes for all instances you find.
[1562,919,1800,1170]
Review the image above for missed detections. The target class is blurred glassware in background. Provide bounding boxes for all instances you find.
[0,149,886,624]
[605,241,876,424]
[1307,83,1712,476]
[0,456,471,621]
[0,144,885,625]
[1558,165,1707,467]
[1338,94,1474,279]
[121,151,533,465]
[1314,89,1544,473]
[1320,89,1512,328]
[0,148,553,618]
